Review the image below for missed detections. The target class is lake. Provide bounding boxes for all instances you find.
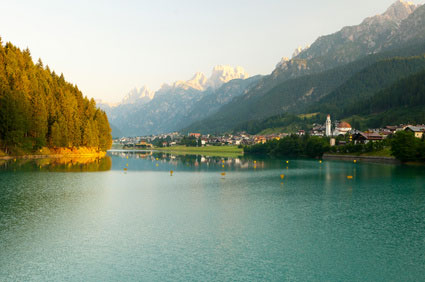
[1,151,425,281]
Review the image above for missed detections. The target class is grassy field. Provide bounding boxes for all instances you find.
[327,147,394,158]
[155,145,243,157]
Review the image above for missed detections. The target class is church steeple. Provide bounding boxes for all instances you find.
[326,114,332,136]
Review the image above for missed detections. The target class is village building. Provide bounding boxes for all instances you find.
[352,132,384,144]
[333,121,352,136]
[325,115,332,136]
[189,133,201,138]
[404,125,425,138]
[254,136,267,144]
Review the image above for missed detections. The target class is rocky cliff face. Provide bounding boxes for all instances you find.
[121,86,155,105]
[273,0,418,79]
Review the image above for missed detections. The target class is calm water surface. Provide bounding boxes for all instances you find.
[1,151,425,281]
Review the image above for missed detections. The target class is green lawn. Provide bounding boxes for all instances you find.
[327,147,394,158]
[155,145,243,157]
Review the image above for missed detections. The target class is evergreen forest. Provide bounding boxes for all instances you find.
[0,39,112,155]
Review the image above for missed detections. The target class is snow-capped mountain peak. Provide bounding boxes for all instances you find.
[206,65,249,89]
[172,72,208,91]
[121,86,154,105]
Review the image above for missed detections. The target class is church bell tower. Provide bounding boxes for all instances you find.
[326,114,332,136]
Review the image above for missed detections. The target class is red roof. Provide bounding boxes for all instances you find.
[337,121,352,129]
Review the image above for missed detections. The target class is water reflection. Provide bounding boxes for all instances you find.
[0,156,112,172]
[109,150,272,172]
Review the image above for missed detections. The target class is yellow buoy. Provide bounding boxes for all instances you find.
[353,160,357,163]
[286,166,288,169]
[319,160,322,163]
[126,156,128,159]
[156,163,159,167]
[170,170,173,176]
[222,164,225,168]
[254,165,257,169]
[280,174,285,179]
[222,160,225,163]
[347,175,353,179]
[286,160,289,164]
[156,158,158,161]
[254,160,256,164]
[126,163,128,167]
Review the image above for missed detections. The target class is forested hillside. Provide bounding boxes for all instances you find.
[0,39,112,154]
[185,42,425,134]
[342,68,425,128]
[309,55,425,115]
[235,66,425,134]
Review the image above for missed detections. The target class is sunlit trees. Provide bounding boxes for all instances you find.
[0,40,112,154]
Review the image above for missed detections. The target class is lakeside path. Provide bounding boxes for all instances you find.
[323,153,400,164]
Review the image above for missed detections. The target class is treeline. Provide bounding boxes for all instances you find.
[243,132,425,163]
[0,39,112,154]
[234,113,327,135]
[391,131,425,162]
[244,135,330,158]
[310,56,425,117]
[179,136,201,147]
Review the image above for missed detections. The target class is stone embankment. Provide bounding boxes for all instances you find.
[322,154,400,164]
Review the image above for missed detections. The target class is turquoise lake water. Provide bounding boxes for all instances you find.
[1,151,425,281]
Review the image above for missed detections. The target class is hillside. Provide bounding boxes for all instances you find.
[309,54,425,116]
[236,66,425,134]
[185,42,425,134]
[183,2,425,134]
[0,40,112,154]
[342,69,425,128]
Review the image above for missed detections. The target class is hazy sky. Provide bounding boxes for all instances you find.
[0,0,423,102]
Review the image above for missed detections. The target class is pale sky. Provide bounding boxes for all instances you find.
[0,0,423,103]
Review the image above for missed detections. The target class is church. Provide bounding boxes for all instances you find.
[325,115,352,136]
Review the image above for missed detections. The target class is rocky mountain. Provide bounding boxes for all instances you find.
[104,65,253,136]
[274,0,418,79]
[184,0,425,134]
[121,86,154,105]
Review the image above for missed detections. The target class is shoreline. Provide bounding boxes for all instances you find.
[322,153,400,164]
[0,152,107,161]
[153,146,243,157]
[114,146,244,157]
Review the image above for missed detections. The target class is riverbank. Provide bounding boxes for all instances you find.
[323,153,400,164]
[154,145,243,157]
[0,147,107,160]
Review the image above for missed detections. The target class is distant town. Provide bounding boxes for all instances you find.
[114,115,425,149]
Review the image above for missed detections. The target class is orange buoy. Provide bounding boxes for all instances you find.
[347,175,353,179]
[170,170,173,176]
[124,168,128,171]
[280,174,285,179]
[221,172,226,176]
